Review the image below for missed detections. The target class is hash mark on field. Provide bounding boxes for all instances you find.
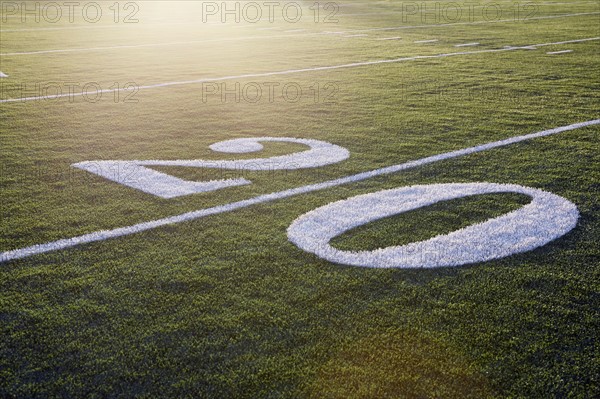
[284,29,306,33]
[1,119,598,263]
[415,39,438,43]
[504,45,537,50]
[376,37,402,41]
[455,42,479,47]
[0,72,8,78]
[546,50,573,54]
[343,34,369,38]
[2,37,598,103]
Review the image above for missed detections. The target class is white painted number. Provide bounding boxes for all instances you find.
[287,183,579,268]
[73,137,349,198]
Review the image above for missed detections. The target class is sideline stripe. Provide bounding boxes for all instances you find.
[1,37,598,104]
[2,11,599,56]
[1,119,598,263]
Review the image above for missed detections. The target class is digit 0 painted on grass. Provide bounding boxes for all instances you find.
[287,183,579,268]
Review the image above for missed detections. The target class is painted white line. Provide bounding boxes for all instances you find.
[288,183,579,268]
[0,21,196,32]
[346,12,600,33]
[337,1,599,15]
[2,11,599,56]
[530,38,598,47]
[0,72,8,78]
[1,119,598,263]
[0,17,267,32]
[546,49,573,54]
[343,34,369,38]
[376,37,402,41]
[415,39,438,43]
[0,32,329,56]
[1,2,594,25]
[0,16,290,32]
[1,24,130,32]
[2,37,597,103]
[455,42,480,47]
[543,0,594,3]
[504,45,537,50]
[284,29,306,33]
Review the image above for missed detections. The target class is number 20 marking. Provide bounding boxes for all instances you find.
[73,136,580,268]
[73,137,349,198]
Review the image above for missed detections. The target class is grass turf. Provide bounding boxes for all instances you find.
[1,1,599,397]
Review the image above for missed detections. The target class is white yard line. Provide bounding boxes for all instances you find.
[343,34,368,38]
[0,22,176,32]
[1,2,594,24]
[376,37,402,41]
[534,38,597,46]
[1,119,598,263]
[0,16,289,32]
[0,32,328,56]
[415,39,438,43]
[2,11,599,56]
[504,45,538,50]
[2,37,597,104]
[345,12,600,33]
[455,42,480,47]
[337,1,598,14]
[546,49,574,54]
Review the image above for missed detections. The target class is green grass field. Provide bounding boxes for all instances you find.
[1,1,599,397]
